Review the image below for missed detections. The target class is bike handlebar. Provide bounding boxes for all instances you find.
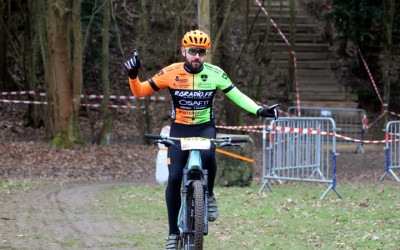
[144,134,248,143]
[144,134,163,140]
[230,138,248,143]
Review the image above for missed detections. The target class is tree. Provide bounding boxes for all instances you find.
[46,0,83,146]
[381,0,395,125]
[97,0,112,145]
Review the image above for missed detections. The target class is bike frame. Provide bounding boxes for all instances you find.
[144,134,247,249]
[178,150,209,236]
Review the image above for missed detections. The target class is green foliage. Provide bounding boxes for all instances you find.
[324,0,385,44]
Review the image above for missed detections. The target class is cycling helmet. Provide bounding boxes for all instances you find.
[182,30,211,49]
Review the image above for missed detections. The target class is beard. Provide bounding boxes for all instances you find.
[184,56,204,73]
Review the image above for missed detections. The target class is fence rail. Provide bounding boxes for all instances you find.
[259,117,343,199]
[380,121,400,182]
[287,107,367,154]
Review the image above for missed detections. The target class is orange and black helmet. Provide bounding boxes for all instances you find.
[182,30,211,49]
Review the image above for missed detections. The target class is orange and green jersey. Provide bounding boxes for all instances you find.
[129,62,262,125]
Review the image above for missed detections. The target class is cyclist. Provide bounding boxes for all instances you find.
[125,29,279,249]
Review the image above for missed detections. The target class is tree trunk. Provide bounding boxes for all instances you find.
[288,0,296,97]
[131,0,151,142]
[36,0,55,138]
[0,0,12,90]
[97,0,112,145]
[47,0,83,146]
[26,0,44,128]
[381,0,395,126]
[198,0,211,63]
[72,0,84,143]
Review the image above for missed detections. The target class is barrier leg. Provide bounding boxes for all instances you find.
[381,169,400,182]
[379,171,388,181]
[259,179,273,193]
[389,170,400,182]
[355,129,365,154]
[380,148,389,181]
[320,152,343,199]
[320,184,344,199]
[355,143,365,154]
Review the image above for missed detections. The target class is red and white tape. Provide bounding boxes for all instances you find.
[1,91,46,96]
[217,124,399,143]
[254,0,301,116]
[0,99,47,105]
[0,99,142,109]
[1,91,168,101]
[357,46,384,106]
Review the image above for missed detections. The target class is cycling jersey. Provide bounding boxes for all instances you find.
[129,62,261,125]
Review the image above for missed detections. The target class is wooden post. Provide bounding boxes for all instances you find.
[198,0,211,63]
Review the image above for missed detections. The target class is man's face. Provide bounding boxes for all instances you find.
[181,46,207,70]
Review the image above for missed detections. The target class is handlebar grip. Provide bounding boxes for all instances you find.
[144,134,162,139]
[231,138,248,143]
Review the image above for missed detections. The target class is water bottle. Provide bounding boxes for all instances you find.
[155,126,170,184]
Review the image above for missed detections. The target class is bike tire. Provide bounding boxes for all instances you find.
[183,180,205,250]
[192,180,204,249]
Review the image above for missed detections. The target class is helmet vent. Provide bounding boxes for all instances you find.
[182,30,211,49]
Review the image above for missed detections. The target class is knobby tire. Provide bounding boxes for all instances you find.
[183,180,204,250]
[193,180,204,249]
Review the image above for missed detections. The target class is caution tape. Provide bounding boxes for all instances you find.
[357,46,384,106]
[0,91,168,101]
[254,0,301,116]
[79,103,142,109]
[0,90,46,96]
[385,109,400,118]
[217,124,400,143]
[0,99,47,105]
[0,99,142,109]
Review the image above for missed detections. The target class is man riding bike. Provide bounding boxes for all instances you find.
[125,29,279,249]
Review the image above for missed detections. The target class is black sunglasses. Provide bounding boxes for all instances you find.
[185,47,208,56]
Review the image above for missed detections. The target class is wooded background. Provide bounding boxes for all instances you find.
[0,0,399,146]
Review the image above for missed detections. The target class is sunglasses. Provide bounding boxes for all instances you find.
[185,47,208,56]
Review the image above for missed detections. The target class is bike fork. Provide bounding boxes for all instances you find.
[178,169,209,236]
[203,169,209,236]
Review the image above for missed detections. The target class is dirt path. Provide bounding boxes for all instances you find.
[0,181,145,249]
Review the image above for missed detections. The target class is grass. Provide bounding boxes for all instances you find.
[95,181,400,249]
[0,179,34,191]
[1,179,398,249]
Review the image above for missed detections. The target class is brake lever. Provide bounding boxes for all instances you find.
[219,142,242,148]
[153,139,175,147]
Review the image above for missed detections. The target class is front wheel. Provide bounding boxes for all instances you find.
[183,180,204,250]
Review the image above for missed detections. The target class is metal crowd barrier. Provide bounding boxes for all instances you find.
[259,117,343,199]
[380,121,400,182]
[287,107,367,154]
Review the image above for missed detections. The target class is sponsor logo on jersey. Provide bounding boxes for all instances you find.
[178,99,209,107]
[157,70,164,76]
[222,73,228,80]
[201,74,208,82]
[174,90,213,98]
[175,76,188,83]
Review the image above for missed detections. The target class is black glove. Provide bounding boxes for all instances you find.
[124,49,141,79]
[257,104,280,120]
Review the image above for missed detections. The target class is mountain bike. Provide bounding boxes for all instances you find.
[145,134,248,250]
